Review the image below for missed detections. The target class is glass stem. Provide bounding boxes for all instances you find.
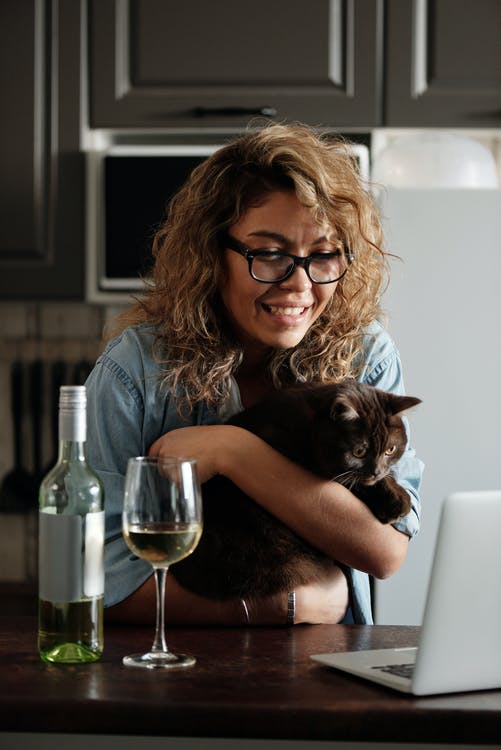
[151,566,169,654]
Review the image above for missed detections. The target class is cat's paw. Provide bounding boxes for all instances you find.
[356,476,411,524]
[375,486,411,524]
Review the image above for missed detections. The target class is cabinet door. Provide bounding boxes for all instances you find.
[0,0,84,300]
[88,0,382,129]
[385,0,501,126]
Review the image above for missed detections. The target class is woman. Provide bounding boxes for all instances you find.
[86,124,423,626]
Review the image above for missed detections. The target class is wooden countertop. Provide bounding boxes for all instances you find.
[1,616,501,744]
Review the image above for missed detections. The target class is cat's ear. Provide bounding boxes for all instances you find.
[331,394,360,421]
[387,394,422,417]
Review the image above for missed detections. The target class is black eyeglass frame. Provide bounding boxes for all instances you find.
[222,233,354,285]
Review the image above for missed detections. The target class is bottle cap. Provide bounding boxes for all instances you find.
[59,385,86,410]
[59,385,87,441]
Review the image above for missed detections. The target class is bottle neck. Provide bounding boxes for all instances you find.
[59,406,86,443]
[58,400,87,462]
[58,439,87,463]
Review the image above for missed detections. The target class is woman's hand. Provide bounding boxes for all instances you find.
[148,424,238,483]
[243,566,350,625]
[294,566,350,624]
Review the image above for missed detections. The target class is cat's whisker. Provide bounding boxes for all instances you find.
[332,470,357,489]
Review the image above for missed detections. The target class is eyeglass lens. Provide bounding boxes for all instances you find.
[251,252,349,283]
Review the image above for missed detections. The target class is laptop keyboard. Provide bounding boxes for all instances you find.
[371,663,415,679]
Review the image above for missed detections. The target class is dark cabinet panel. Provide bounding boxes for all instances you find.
[0,0,84,300]
[88,0,383,129]
[385,0,501,126]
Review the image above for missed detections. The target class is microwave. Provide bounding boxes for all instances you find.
[86,140,370,303]
[86,144,221,303]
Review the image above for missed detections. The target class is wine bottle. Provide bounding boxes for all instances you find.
[38,385,104,663]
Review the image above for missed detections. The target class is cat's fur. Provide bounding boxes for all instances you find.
[172,380,421,599]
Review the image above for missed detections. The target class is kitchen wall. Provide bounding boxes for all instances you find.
[375,188,501,625]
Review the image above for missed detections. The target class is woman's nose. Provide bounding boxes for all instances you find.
[277,265,312,291]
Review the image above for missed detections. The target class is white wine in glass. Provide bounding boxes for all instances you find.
[122,456,203,669]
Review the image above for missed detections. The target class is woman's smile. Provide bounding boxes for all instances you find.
[259,299,314,328]
[262,303,309,317]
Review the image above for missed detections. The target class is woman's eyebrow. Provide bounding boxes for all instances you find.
[247,230,290,245]
[247,230,336,247]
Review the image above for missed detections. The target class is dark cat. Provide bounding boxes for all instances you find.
[172,380,421,599]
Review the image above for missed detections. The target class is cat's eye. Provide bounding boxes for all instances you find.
[352,445,367,458]
[385,445,397,456]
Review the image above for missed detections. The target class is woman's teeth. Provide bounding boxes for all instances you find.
[265,305,305,316]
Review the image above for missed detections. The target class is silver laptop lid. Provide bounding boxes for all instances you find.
[412,490,501,695]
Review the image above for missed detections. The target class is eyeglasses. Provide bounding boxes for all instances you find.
[223,233,354,284]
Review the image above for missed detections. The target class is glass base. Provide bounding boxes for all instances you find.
[40,641,102,664]
[122,650,196,670]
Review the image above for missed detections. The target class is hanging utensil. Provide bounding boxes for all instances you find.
[23,358,45,581]
[28,359,44,488]
[0,361,34,512]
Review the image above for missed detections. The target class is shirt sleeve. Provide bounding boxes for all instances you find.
[85,325,218,608]
[86,351,152,607]
[359,326,424,539]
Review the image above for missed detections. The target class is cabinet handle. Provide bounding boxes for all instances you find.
[192,106,277,118]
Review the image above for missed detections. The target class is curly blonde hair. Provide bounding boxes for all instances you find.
[110,123,388,413]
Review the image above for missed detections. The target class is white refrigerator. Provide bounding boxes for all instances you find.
[374,188,501,625]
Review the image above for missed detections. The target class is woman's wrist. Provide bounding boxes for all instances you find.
[286,591,296,626]
[245,590,290,626]
[215,425,258,477]
[294,568,350,624]
[240,598,250,624]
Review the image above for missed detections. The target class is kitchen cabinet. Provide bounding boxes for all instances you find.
[88,0,383,129]
[2,2,499,303]
[88,0,501,130]
[0,0,84,300]
[385,0,501,126]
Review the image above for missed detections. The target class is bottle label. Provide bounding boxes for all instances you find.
[39,510,105,601]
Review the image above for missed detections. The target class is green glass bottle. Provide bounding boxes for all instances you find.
[38,385,104,663]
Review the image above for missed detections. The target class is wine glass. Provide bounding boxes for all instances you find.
[122,456,203,669]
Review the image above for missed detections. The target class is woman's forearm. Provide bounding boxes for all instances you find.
[105,571,290,626]
[218,427,409,579]
[105,565,349,626]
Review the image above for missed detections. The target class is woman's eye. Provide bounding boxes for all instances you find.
[352,445,367,458]
[385,445,397,456]
[260,253,283,263]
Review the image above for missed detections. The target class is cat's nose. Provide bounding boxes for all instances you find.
[367,469,385,483]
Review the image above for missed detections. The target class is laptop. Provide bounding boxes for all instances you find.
[311,490,501,695]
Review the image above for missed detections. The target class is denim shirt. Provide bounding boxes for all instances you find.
[85,321,423,624]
